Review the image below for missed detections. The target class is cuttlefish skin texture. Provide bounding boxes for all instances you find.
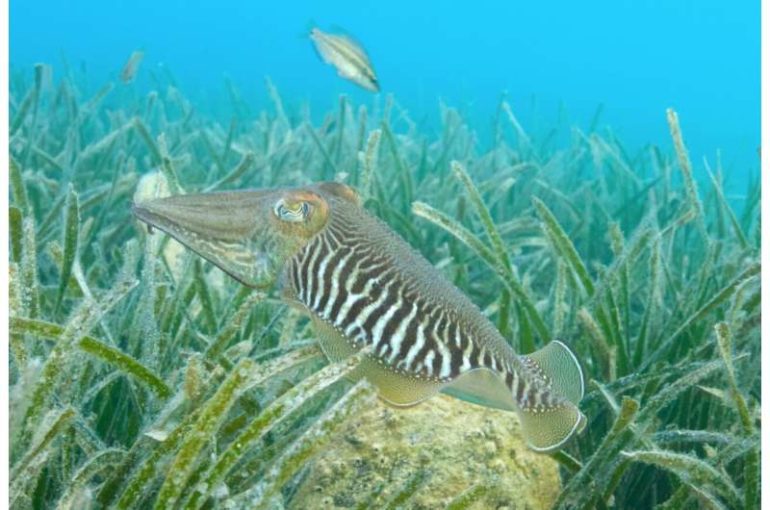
[133,182,586,452]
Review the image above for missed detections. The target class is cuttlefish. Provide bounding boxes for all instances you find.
[133,182,586,452]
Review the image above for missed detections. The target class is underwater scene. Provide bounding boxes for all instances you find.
[8,1,760,509]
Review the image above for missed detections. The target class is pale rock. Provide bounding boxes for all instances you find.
[288,393,561,509]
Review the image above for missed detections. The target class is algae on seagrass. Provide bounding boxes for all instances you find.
[8,60,760,509]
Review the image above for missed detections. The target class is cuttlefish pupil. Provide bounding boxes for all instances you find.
[132,181,586,452]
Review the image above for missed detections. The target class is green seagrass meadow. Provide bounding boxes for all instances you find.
[8,64,760,509]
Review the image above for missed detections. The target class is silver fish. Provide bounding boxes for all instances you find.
[310,28,380,92]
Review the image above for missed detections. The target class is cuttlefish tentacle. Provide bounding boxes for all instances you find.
[133,181,586,452]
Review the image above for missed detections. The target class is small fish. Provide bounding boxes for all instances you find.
[310,28,380,92]
[121,50,144,83]
[133,182,587,452]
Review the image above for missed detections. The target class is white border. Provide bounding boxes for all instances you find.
[760,0,768,506]
[2,0,11,505]
[0,0,765,507]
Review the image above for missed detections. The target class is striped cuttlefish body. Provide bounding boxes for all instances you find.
[133,181,586,452]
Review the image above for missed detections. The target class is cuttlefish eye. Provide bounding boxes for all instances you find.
[274,199,311,222]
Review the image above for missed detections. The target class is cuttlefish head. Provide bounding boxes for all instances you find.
[132,182,359,289]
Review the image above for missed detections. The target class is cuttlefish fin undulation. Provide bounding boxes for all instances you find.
[311,314,444,406]
[132,181,586,452]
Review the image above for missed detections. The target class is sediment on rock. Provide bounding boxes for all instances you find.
[288,394,560,510]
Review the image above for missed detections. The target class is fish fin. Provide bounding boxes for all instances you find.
[310,316,359,363]
[518,403,587,452]
[358,358,444,407]
[328,24,365,46]
[521,340,584,406]
[336,67,356,80]
[441,368,516,411]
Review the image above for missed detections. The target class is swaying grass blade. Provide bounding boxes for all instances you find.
[56,448,125,510]
[11,406,76,479]
[642,263,760,370]
[359,129,381,198]
[187,352,367,509]
[704,161,749,249]
[10,206,23,263]
[55,184,80,313]
[79,336,172,399]
[231,381,376,509]
[666,109,707,240]
[19,275,138,450]
[204,151,256,192]
[10,157,29,214]
[621,450,740,509]
[153,358,254,509]
[554,397,639,509]
[533,196,594,296]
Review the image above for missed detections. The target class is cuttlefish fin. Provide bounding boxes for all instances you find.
[441,367,516,411]
[521,340,585,406]
[443,365,585,451]
[357,358,444,407]
[310,316,443,406]
[519,403,587,452]
[517,340,586,451]
[310,316,359,363]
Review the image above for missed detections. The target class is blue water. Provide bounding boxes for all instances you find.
[11,0,760,191]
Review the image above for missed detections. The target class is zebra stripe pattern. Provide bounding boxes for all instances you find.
[286,212,559,412]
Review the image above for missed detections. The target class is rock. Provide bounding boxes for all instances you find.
[133,171,171,204]
[288,393,561,509]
